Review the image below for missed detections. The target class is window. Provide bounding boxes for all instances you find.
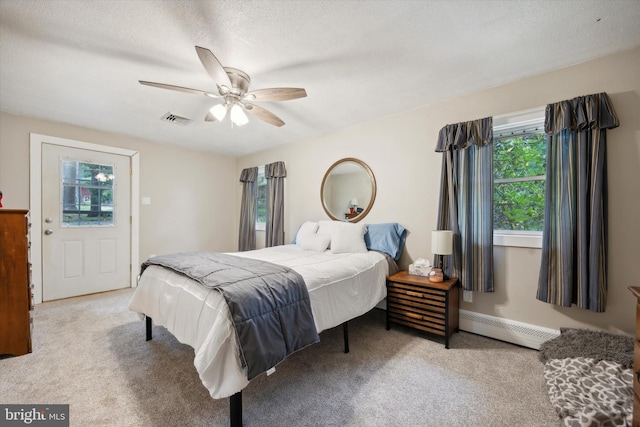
[256,166,266,231]
[493,109,546,247]
[61,160,115,226]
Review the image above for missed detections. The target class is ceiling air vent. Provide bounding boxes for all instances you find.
[161,112,193,126]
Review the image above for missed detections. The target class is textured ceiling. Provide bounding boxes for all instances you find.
[1,0,639,157]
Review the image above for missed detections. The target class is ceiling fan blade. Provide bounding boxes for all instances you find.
[244,87,307,102]
[204,111,217,122]
[139,80,220,98]
[244,104,285,127]
[195,46,232,89]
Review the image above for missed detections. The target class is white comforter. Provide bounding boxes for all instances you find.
[128,245,389,398]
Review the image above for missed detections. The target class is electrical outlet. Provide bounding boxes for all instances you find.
[463,290,473,303]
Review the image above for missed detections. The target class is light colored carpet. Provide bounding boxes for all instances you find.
[0,289,561,426]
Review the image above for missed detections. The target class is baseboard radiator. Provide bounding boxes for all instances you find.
[459,310,560,350]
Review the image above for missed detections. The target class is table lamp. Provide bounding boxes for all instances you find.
[431,230,453,273]
[349,199,359,214]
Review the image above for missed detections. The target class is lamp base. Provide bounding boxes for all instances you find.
[436,255,450,280]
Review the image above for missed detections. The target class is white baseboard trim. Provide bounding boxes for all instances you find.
[459,310,560,350]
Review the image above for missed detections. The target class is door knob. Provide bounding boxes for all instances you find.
[45,217,53,223]
[44,229,53,235]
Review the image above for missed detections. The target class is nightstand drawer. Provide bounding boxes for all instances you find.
[388,298,446,322]
[388,311,446,336]
[388,287,446,313]
[389,281,446,300]
[388,301,446,332]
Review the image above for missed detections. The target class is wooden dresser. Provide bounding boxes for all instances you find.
[629,287,640,427]
[386,271,459,348]
[0,209,32,357]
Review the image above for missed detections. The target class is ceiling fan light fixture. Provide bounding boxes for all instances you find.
[230,104,249,126]
[140,46,306,127]
[210,103,228,121]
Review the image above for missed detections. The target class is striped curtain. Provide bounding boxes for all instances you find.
[537,93,619,312]
[435,117,494,292]
[238,167,258,251]
[265,161,286,247]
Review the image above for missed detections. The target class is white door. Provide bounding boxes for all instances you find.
[42,143,131,300]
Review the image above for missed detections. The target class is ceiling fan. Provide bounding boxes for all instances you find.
[139,46,307,127]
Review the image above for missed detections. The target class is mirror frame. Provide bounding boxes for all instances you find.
[320,157,377,223]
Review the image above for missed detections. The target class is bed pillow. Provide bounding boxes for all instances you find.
[294,221,319,247]
[364,223,407,260]
[317,220,336,237]
[331,221,368,254]
[317,220,337,248]
[300,234,331,252]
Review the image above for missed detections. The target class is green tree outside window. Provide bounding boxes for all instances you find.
[256,170,267,225]
[493,132,546,231]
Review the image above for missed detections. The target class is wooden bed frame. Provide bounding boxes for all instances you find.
[144,315,351,426]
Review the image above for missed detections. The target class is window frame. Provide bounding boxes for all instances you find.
[492,108,546,249]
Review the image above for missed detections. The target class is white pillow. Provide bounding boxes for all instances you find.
[317,220,336,237]
[295,221,319,247]
[317,220,337,248]
[300,234,331,252]
[330,222,368,254]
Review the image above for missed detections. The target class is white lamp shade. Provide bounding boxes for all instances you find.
[230,104,249,126]
[210,103,228,121]
[431,230,453,255]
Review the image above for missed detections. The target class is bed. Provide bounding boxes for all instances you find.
[128,221,405,425]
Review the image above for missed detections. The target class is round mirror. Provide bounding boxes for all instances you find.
[321,158,376,222]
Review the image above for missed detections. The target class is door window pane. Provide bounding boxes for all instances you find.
[61,160,115,226]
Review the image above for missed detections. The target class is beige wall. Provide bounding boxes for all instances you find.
[0,113,238,264]
[1,47,638,335]
[237,47,640,335]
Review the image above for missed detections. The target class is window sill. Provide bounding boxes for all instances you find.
[494,232,542,249]
[256,223,265,231]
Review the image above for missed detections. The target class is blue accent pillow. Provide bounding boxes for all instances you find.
[364,223,407,260]
[291,224,302,244]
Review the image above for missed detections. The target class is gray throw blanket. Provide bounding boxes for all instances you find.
[141,252,320,380]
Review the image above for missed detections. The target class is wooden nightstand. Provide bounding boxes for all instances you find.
[386,271,459,349]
